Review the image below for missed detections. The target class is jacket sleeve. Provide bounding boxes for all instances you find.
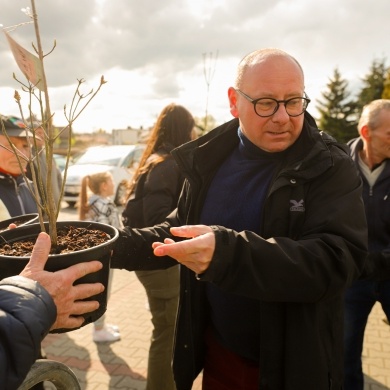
[111,158,184,271]
[142,158,183,226]
[360,251,390,281]
[0,276,56,389]
[200,147,368,303]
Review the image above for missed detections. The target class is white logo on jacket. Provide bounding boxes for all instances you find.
[290,199,305,212]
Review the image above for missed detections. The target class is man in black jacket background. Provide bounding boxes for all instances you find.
[344,99,390,390]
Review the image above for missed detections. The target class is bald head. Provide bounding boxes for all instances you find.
[358,99,390,133]
[234,48,304,89]
[228,48,306,152]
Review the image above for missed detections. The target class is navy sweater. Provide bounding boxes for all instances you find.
[200,129,284,361]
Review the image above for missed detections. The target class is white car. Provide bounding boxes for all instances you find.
[63,144,144,207]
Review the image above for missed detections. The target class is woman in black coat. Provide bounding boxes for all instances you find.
[122,103,195,390]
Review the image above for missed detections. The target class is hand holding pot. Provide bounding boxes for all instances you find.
[19,232,105,330]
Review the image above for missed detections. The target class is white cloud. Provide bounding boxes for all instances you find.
[1,0,390,132]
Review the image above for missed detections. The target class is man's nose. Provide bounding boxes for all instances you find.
[271,103,290,123]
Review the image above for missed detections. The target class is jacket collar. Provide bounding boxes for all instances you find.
[348,136,390,176]
[172,112,337,181]
[347,137,363,163]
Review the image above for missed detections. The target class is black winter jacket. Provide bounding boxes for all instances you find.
[348,137,390,280]
[0,173,38,217]
[112,113,368,390]
[122,147,184,228]
[0,276,56,389]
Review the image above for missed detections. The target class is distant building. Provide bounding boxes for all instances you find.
[55,126,111,155]
[112,126,146,145]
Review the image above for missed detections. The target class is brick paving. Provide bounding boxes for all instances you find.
[38,206,390,389]
[41,268,390,390]
[362,303,390,390]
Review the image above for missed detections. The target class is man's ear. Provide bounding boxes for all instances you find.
[228,87,239,118]
[360,125,371,141]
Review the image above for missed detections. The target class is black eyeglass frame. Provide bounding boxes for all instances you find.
[235,89,311,118]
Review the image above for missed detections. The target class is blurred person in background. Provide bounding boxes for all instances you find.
[79,171,121,343]
[344,99,390,390]
[122,103,195,390]
[0,115,37,217]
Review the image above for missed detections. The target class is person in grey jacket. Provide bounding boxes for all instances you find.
[0,232,104,390]
[111,48,368,389]
[344,99,390,390]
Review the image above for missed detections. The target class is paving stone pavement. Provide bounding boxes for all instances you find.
[40,268,390,390]
[362,303,390,390]
[39,206,390,389]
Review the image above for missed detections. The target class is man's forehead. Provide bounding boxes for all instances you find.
[0,135,28,143]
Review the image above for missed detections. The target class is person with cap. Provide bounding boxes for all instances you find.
[0,115,38,217]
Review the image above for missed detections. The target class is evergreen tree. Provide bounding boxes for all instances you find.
[316,68,357,143]
[355,58,387,112]
[382,69,390,99]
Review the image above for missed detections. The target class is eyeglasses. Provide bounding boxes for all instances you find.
[235,89,311,118]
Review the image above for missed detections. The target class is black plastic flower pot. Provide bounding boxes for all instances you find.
[0,220,119,333]
[0,213,39,232]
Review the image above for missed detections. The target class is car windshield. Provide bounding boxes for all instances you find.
[76,148,127,166]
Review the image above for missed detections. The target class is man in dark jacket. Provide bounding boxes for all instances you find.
[0,115,38,216]
[0,232,104,389]
[344,99,390,390]
[111,48,368,389]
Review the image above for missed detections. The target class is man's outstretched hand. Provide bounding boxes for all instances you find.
[152,225,215,275]
[20,232,105,330]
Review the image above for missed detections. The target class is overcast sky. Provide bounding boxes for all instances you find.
[1,0,390,133]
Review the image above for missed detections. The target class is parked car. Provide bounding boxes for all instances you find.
[63,144,144,207]
[53,153,68,172]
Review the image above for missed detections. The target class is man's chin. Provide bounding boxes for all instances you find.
[263,142,293,153]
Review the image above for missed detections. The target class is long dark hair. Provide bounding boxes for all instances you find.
[126,103,194,199]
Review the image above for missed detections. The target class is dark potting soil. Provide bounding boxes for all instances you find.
[0,225,110,256]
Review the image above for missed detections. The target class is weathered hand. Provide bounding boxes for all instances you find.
[152,225,215,274]
[20,232,105,330]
